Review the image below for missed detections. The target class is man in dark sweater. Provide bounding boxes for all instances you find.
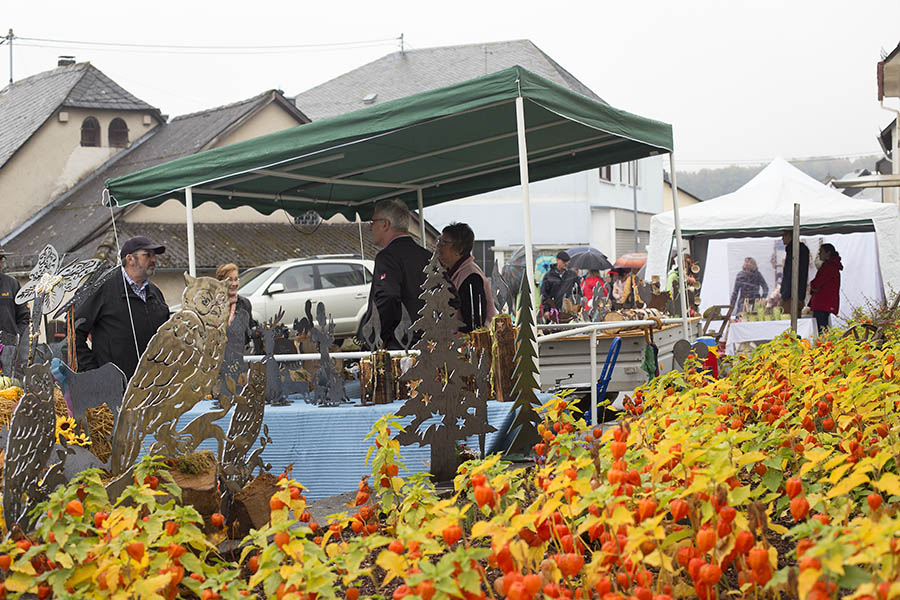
[0,247,29,340]
[779,230,810,316]
[357,200,431,350]
[75,236,170,379]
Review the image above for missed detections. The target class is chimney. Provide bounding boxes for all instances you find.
[58,56,76,67]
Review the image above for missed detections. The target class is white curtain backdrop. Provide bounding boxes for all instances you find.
[699,232,883,326]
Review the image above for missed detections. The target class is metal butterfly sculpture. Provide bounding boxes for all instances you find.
[15,245,101,362]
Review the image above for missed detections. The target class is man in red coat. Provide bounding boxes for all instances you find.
[808,243,842,333]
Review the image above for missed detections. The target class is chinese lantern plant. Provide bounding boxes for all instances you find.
[0,457,251,599]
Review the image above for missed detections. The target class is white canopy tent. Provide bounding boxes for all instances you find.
[647,158,900,301]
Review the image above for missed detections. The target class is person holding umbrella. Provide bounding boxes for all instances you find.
[539,251,579,322]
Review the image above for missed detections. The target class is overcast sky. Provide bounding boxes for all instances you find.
[4,0,899,170]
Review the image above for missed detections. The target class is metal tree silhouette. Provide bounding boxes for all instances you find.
[396,253,493,481]
[506,272,541,455]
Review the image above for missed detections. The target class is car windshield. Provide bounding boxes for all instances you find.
[238,266,278,295]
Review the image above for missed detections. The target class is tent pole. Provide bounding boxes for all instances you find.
[185,187,196,277]
[632,161,639,252]
[515,96,539,385]
[791,203,799,333]
[417,188,426,245]
[668,153,691,340]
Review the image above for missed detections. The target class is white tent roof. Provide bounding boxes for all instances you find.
[648,158,900,291]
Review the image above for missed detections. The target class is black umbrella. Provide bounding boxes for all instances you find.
[567,247,612,271]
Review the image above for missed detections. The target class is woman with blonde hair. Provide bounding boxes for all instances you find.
[730,257,769,311]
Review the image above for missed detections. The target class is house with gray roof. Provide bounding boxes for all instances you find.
[293,39,665,271]
[0,59,165,241]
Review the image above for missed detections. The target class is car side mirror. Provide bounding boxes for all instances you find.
[266,282,285,295]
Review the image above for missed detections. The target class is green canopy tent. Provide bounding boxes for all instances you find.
[104,64,693,420]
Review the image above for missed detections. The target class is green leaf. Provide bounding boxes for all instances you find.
[836,565,871,589]
[762,468,783,492]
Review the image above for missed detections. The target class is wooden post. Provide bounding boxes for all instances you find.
[490,315,516,401]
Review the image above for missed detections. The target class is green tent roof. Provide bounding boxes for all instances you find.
[105,66,673,220]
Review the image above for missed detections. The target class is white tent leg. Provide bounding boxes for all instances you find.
[515,96,539,386]
[590,329,597,426]
[668,154,690,340]
[185,187,196,277]
[417,188,426,244]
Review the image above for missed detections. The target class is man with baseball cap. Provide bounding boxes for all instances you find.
[0,246,30,340]
[75,236,170,378]
[539,251,580,322]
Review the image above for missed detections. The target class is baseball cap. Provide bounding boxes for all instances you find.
[120,236,165,260]
[556,251,570,261]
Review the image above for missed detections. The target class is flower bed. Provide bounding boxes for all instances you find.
[0,325,898,599]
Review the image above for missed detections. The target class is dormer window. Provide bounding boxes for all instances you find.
[80,117,100,147]
[109,118,129,148]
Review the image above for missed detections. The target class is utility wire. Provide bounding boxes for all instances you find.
[14,35,399,54]
[15,40,395,56]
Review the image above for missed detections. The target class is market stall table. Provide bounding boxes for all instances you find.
[724,318,817,355]
[156,398,517,500]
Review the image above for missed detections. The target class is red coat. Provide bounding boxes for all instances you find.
[808,255,842,315]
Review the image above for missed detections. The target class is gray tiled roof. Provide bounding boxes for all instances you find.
[293,39,605,121]
[114,222,381,270]
[0,63,161,169]
[3,91,308,271]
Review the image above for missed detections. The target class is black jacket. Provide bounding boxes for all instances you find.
[780,242,810,301]
[357,236,431,350]
[540,268,579,310]
[75,270,169,379]
[0,273,29,338]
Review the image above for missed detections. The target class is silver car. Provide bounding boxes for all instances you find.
[238,255,375,340]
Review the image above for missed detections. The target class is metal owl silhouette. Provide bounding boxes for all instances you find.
[109,274,228,475]
[3,363,57,531]
[221,361,270,492]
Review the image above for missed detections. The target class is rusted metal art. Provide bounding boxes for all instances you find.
[358,303,383,350]
[590,281,606,321]
[490,264,512,313]
[218,306,251,402]
[360,351,394,405]
[221,361,271,492]
[260,310,290,406]
[393,304,415,351]
[308,301,346,406]
[3,362,58,531]
[109,275,228,475]
[472,348,494,459]
[50,357,125,437]
[51,263,119,320]
[396,253,494,482]
[15,245,101,363]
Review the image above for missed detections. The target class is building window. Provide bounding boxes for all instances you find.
[472,240,495,276]
[109,118,129,148]
[598,165,612,182]
[80,117,100,147]
[622,161,639,187]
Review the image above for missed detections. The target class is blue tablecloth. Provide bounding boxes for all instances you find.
[160,398,516,500]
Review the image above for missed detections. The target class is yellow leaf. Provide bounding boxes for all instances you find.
[873,472,900,497]
[828,463,853,485]
[797,566,820,600]
[736,451,767,468]
[68,563,97,587]
[4,572,33,593]
[538,497,563,522]
[767,545,779,569]
[508,540,531,565]
[471,521,498,539]
[799,447,833,477]
[769,522,789,535]
[822,454,847,472]
[827,471,870,499]
[53,550,74,569]
[376,549,408,585]
[606,504,634,527]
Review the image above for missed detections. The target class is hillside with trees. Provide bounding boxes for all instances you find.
[674,155,881,200]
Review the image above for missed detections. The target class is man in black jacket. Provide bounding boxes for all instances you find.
[0,247,29,340]
[540,251,579,320]
[357,200,431,350]
[779,230,810,316]
[75,236,170,379]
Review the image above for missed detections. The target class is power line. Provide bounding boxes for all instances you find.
[16,35,400,51]
[14,40,396,56]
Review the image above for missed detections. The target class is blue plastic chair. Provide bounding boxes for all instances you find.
[588,336,622,424]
